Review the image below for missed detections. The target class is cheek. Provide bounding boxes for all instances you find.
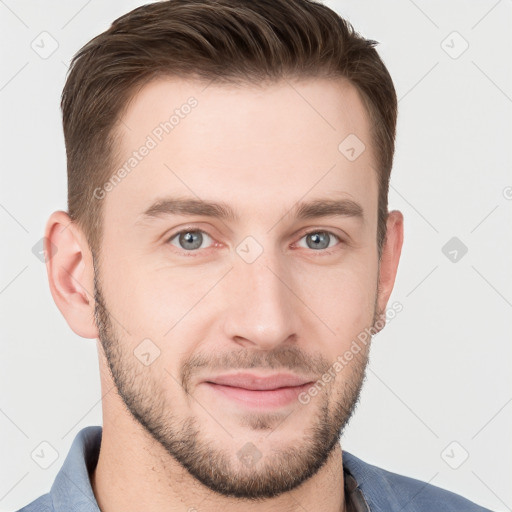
[102,256,221,346]
[294,256,378,343]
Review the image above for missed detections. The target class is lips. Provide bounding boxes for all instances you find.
[204,372,313,391]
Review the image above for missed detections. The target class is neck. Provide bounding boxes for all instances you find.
[90,416,346,512]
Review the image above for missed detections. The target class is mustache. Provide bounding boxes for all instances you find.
[181,345,332,391]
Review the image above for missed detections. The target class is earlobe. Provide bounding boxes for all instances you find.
[375,209,404,328]
[44,210,99,339]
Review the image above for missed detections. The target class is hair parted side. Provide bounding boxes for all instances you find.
[61,0,397,258]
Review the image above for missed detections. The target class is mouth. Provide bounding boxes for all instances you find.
[201,372,314,408]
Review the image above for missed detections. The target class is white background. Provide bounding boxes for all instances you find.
[1,1,511,511]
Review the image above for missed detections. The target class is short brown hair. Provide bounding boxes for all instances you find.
[61,0,397,258]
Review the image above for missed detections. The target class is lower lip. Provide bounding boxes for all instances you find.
[203,382,312,408]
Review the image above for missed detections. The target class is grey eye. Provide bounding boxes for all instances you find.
[169,230,213,251]
[299,231,339,251]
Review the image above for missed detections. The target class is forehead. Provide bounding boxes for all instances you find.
[104,76,377,227]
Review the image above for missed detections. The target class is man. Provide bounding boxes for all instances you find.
[18,0,492,511]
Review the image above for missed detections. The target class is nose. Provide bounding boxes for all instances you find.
[221,248,300,351]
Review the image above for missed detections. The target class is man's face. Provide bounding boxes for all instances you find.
[94,77,382,498]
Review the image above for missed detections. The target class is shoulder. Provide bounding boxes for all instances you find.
[15,492,53,512]
[342,450,494,512]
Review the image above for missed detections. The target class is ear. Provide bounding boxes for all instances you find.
[374,210,404,330]
[44,210,98,339]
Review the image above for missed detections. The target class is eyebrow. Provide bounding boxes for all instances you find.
[138,196,364,224]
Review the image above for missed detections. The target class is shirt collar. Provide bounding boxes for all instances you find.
[50,426,101,512]
[342,450,423,512]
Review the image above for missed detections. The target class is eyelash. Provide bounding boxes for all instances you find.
[166,227,343,257]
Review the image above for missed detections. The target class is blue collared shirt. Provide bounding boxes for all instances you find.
[16,426,493,511]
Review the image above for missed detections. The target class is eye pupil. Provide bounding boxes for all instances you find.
[306,231,330,250]
[179,231,203,250]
